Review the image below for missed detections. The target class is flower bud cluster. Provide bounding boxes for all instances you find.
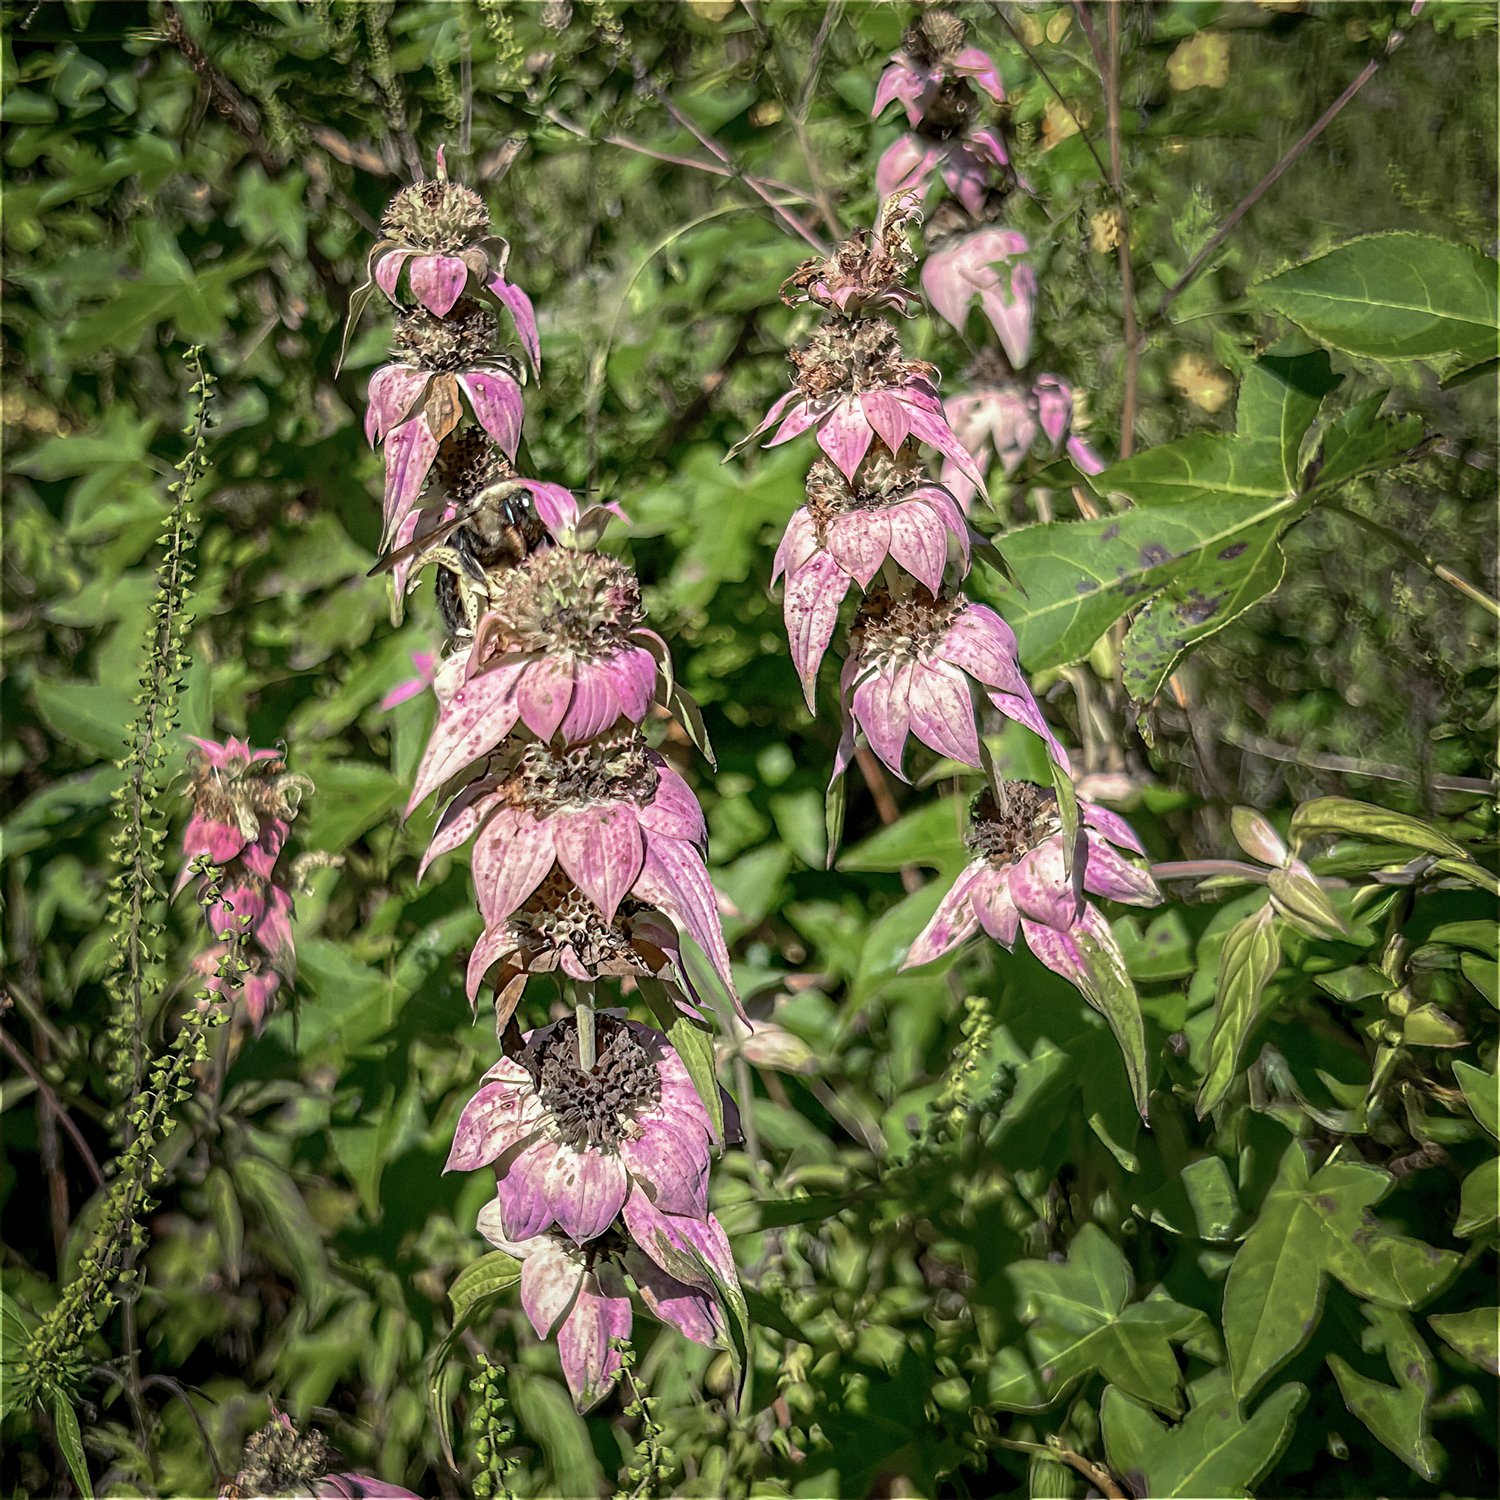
[220,1411,418,1498]
[176,736,308,1033]
[873,12,1101,495]
[356,160,742,1412]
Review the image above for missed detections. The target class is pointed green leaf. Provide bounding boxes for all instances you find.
[1197,905,1281,1116]
[1073,924,1152,1121]
[1252,232,1499,364]
[50,1395,94,1499]
[1427,1307,1499,1374]
[1453,1060,1498,1142]
[1288,796,1470,859]
[1454,1156,1498,1238]
[1328,1307,1442,1481]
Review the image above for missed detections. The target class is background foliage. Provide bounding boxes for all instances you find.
[2,1,1496,1496]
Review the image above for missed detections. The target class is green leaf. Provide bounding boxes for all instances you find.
[1252,232,1499,365]
[1223,1142,1460,1400]
[329,1080,426,1216]
[1289,796,1470,859]
[1328,1306,1442,1481]
[1302,394,1426,494]
[1120,520,1286,701]
[836,796,965,874]
[1453,1060,1499,1142]
[50,1394,94,1499]
[640,977,725,1145]
[232,1154,332,1322]
[1073,924,1152,1121]
[447,1250,523,1325]
[988,1226,1206,1414]
[1427,1307,1499,1374]
[205,1164,244,1285]
[1101,1370,1305,1499]
[1454,1156,1498,1238]
[1197,906,1281,1116]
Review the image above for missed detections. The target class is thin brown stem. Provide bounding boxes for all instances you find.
[1101,2,1140,456]
[1220,723,1496,796]
[994,1437,1128,1500]
[1149,48,1392,331]
[0,1019,105,1188]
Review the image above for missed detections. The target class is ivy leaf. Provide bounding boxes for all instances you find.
[1223,1142,1461,1400]
[987,1225,1208,1414]
[1252,232,1500,365]
[1454,1156,1498,1238]
[1197,905,1281,1117]
[1101,1370,1306,1499]
[1452,1060,1499,1143]
[1427,1307,1500,1375]
[1328,1306,1442,1481]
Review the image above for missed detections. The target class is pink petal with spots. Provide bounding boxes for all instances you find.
[459,371,524,458]
[872,60,926,119]
[181,813,250,870]
[552,804,645,921]
[406,664,521,814]
[989,687,1072,770]
[410,254,469,317]
[445,1060,542,1170]
[365,364,430,445]
[622,1187,739,1292]
[638,763,707,845]
[634,842,741,1017]
[629,1252,721,1345]
[783,551,850,708]
[905,404,987,501]
[907,662,982,767]
[773,510,821,586]
[938,604,1021,689]
[980,263,1037,369]
[954,46,1006,103]
[827,509,890,588]
[884,502,948,592]
[815,398,874,480]
[903,863,984,968]
[545,1146,629,1243]
[622,1118,710,1219]
[1034,374,1073,447]
[373,248,410,303]
[557,1265,631,1412]
[495,1139,563,1243]
[488,275,541,373]
[514,1231,583,1335]
[1083,802,1145,855]
[1082,831,1161,907]
[973,869,1021,945]
[473,812,555,925]
[381,420,440,545]
[559,663,620,742]
[466,920,520,1002]
[517,479,579,535]
[418,781,499,879]
[605,645,657,725]
[859,388,916,456]
[515,657,575,742]
[1009,838,1083,928]
[851,657,914,779]
[1019,916,1089,988]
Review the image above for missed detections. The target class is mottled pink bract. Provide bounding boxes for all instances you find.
[922,229,1035,367]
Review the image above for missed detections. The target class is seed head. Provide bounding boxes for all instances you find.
[521,1014,663,1150]
[382,179,490,253]
[966,782,1062,866]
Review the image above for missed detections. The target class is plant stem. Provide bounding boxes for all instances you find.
[1102,2,1140,456]
[576,988,597,1073]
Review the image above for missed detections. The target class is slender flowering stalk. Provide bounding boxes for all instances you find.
[352,158,743,1411]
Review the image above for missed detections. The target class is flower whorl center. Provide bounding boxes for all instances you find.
[382,179,490,253]
[791,321,920,401]
[232,1419,332,1497]
[395,302,496,371]
[510,871,652,973]
[966,782,1062,867]
[486,548,642,658]
[188,750,303,839]
[525,1015,662,1150]
[855,584,960,661]
[435,426,518,503]
[507,730,659,814]
[804,451,923,529]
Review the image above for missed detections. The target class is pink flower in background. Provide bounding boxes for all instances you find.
[219,1412,420,1499]
[922,229,1035,367]
[836,588,1070,779]
[872,40,1005,125]
[406,549,662,800]
[447,1014,728,1241]
[904,781,1159,993]
[774,454,973,704]
[876,129,1009,219]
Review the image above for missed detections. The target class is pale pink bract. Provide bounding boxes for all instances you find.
[922,229,1036,368]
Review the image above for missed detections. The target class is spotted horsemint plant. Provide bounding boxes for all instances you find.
[353,160,743,1411]
[176,736,310,1033]
[219,1412,419,1499]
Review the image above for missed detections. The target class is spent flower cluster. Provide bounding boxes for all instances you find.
[355,157,743,1411]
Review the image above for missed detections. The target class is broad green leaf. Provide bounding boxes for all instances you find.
[1453,1059,1499,1142]
[1289,796,1470,859]
[50,1395,94,1499]
[1101,1371,1305,1499]
[990,1226,1204,1414]
[1328,1306,1441,1480]
[1120,520,1286,701]
[1223,1142,1460,1399]
[447,1250,522,1325]
[1454,1156,1498,1238]
[836,795,965,874]
[205,1164,244,1285]
[1253,232,1499,364]
[1427,1307,1499,1374]
[1197,905,1280,1116]
[329,1080,426,1216]
[1302,394,1426,494]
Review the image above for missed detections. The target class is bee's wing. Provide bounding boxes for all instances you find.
[367,512,465,577]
